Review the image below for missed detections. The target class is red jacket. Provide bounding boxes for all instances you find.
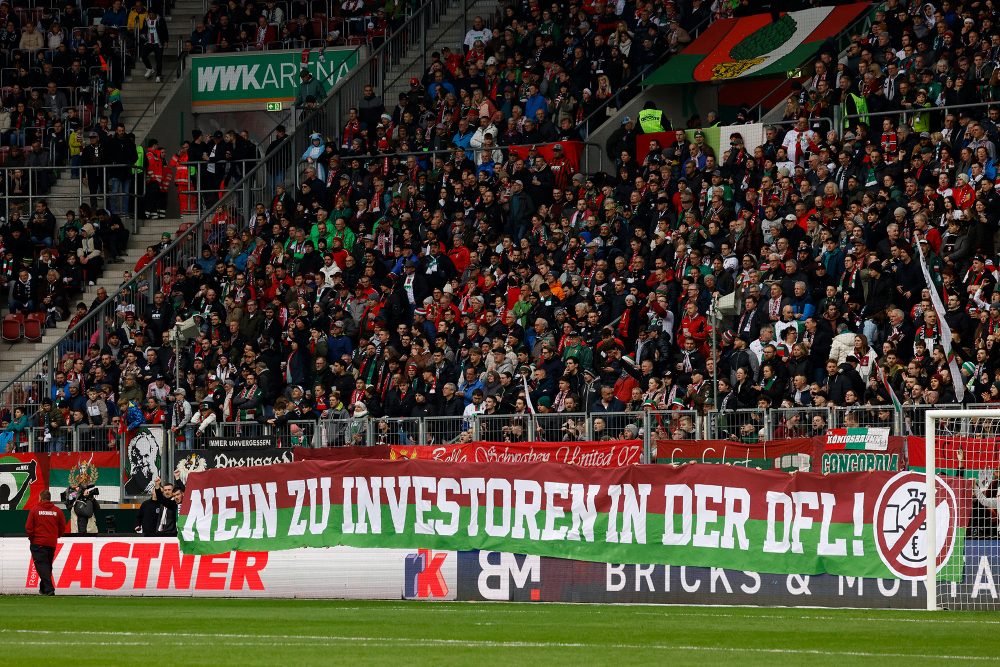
[26,501,66,548]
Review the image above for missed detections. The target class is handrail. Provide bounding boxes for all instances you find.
[0,0,470,404]
[127,37,185,136]
[839,99,998,136]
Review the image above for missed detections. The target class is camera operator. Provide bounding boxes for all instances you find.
[62,482,99,534]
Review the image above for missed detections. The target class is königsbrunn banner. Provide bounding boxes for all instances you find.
[178,459,963,580]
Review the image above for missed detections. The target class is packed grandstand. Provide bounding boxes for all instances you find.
[0,0,999,458]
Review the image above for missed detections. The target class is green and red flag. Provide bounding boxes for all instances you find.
[178,459,963,580]
[644,3,870,85]
[875,363,904,412]
[49,452,121,503]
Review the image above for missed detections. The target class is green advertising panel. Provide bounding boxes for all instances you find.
[191,47,360,112]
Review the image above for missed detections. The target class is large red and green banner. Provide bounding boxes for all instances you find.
[656,435,908,473]
[49,452,121,503]
[389,440,642,467]
[645,3,870,85]
[178,459,963,580]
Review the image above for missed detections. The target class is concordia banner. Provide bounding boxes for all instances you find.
[656,435,908,473]
[178,459,962,580]
[190,48,360,112]
[388,440,642,467]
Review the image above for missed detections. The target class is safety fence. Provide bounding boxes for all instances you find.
[837,99,998,139]
[182,410,695,463]
[0,163,142,231]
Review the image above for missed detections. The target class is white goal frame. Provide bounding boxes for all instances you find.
[924,408,996,611]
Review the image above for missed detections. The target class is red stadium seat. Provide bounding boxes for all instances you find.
[2,315,22,342]
[23,316,42,341]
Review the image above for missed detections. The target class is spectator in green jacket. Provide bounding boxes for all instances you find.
[295,69,326,109]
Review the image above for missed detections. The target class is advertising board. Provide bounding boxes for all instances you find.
[0,538,456,599]
[6,537,1000,608]
[190,48,359,112]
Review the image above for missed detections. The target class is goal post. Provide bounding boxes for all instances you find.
[924,408,1000,611]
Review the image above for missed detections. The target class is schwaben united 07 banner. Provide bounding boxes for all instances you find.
[644,3,869,85]
[190,48,360,112]
[178,459,963,580]
[389,440,642,467]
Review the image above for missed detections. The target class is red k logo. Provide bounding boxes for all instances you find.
[404,549,448,598]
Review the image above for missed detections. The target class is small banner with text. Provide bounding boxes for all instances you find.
[388,440,642,467]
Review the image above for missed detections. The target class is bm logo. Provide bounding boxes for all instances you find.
[404,549,449,598]
[477,552,541,601]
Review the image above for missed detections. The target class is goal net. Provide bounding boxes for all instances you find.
[925,409,1000,611]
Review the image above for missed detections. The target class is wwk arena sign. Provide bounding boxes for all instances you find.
[190,48,360,113]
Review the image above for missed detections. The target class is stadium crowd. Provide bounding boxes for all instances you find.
[5,0,1000,450]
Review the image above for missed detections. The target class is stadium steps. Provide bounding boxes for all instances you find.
[0,220,182,383]
[380,1,496,106]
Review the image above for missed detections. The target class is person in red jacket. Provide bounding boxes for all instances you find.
[143,138,168,219]
[25,490,66,595]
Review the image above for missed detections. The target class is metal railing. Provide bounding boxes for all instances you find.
[0,163,141,229]
[708,408,769,441]
[6,423,124,454]
[838,99,999,137]
[769,406,832,439]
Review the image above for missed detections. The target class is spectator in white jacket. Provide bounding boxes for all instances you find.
[191,402,218,443]
[463,16,491,51]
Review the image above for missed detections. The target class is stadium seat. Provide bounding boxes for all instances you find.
[2,315,22,343]
[23,316,43,342]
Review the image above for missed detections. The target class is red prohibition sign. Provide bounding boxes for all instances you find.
[873,471,958,580]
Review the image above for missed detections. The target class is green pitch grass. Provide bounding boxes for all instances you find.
[0,597,997,665]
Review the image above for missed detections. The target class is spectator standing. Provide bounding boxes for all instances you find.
[25,490,66,595]
[140,8,169,83]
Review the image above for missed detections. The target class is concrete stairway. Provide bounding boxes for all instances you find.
[381,0,496,106]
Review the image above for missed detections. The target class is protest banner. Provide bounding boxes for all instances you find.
[178,459,963,580]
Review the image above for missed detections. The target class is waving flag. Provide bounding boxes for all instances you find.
[917,248,965,402]
[645,4,870,85]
